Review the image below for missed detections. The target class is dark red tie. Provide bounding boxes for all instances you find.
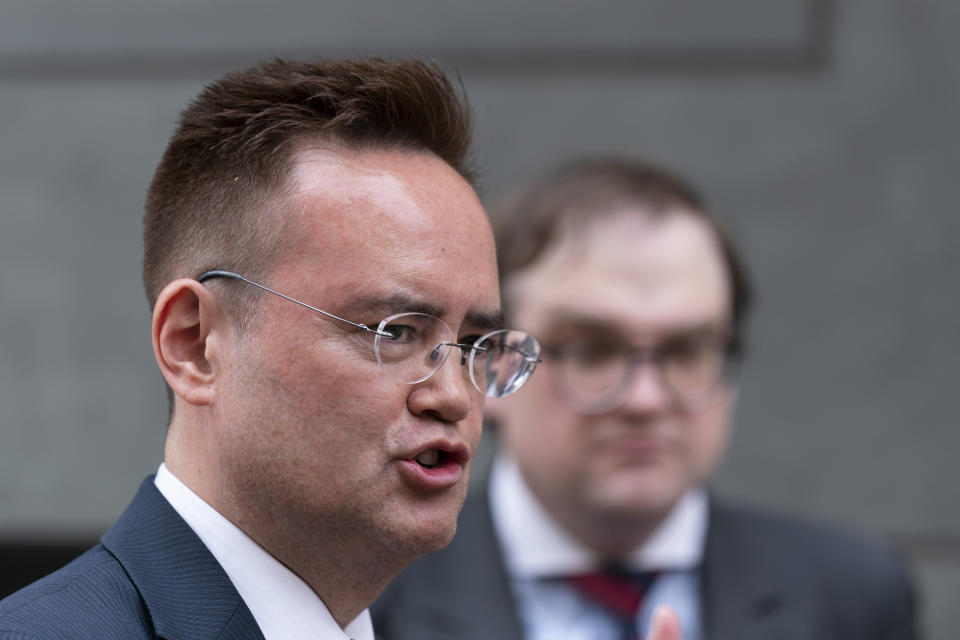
[566,570,659,640]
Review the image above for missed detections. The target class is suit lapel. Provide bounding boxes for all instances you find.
[101,478,264,640]
[440,492,525,640]
[375,491,525,640]
[701,498,812,640]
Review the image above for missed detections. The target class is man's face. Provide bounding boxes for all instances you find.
[211,149,500,561]
[491,209,735,541]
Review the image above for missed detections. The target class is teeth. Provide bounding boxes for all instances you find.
[415,449,440,468]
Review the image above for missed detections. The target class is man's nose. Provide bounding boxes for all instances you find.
[407,348,474,423]
[614,358,673,415]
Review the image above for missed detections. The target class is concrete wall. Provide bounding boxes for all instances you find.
[1,0,956,636]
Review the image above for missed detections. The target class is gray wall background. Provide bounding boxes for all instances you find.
[0,0,956,636]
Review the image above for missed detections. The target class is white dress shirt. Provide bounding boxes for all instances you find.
[489,453,707,640]
[154,463,374,640]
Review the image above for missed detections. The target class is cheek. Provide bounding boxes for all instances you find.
[495,376,585,473]
[464,400,485,449]
[226,337,398,467]
[685,393,734,479]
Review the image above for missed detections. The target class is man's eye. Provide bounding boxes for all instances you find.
[662,339,710,364]
[559,342,620,364]
[582,346,621,363]
[382,324,418,342]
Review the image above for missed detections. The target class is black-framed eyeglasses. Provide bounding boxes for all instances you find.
[197,270,541,399]
[544,334,740,414]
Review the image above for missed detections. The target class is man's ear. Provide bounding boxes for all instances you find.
[152,278,227,407]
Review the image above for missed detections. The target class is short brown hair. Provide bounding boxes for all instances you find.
[143,57,475,310]
[491,157,753,351]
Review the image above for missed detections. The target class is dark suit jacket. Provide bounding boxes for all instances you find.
[0,477,264,640]
[372,490,917,640]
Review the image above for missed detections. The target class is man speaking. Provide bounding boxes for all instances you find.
[0,58,563,640]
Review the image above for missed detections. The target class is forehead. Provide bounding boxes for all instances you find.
[274,147,500,318]
[507,209,730,335]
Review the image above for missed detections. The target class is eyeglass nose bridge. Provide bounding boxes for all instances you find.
[614,348,676,402]
[593,346,724,414]
[423,341,489,388]
[625,346,664,367]
[593,347,665,398]
[551,346,682,416]
[441,341,481,366]
[388,338,477,387]
[369,313,542,398]
[427,335,541,399]
[403,340,460,385]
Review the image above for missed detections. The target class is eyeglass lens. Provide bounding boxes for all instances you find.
[550,338,731,414]
[470,330,541,398]
[374,313,540,399]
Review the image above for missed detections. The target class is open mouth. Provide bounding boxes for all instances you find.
[414,448,442,469]
[401,443,468,488]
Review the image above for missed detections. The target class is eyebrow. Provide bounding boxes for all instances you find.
[343,292,444,318]
[544,311,726,339]
[342,292,504,332]
[465,309,505,333]
[542,312,613,334]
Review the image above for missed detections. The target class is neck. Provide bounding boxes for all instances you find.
[164,429,407,628]
[571,514,662,558]
[537,492,667,557]
[253,528,403,627]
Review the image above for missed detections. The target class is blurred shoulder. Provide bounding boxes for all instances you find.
[707,494,917,636]
[709,497,910,578]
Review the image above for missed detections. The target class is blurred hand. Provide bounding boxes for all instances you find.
[648,606,682,640]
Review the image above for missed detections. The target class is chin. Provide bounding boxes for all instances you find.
[593,481,683,520]
[377,512,459,560]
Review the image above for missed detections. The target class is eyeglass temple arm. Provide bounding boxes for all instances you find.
[196,270,392,337]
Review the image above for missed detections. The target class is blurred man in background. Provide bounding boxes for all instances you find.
[0,57,553,640]
[373,158,917,640]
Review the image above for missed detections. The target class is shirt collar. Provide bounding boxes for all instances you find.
[155,463,374,640]
[489,453,708,578]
